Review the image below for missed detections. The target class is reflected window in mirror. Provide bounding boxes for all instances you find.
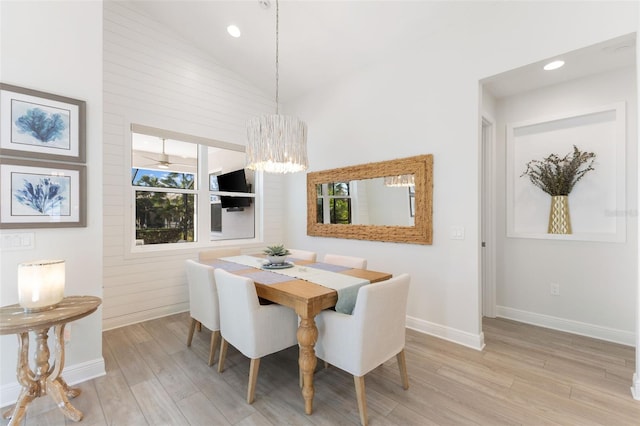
[316,182,352,224]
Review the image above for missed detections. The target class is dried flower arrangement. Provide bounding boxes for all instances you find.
[521,145,596,196]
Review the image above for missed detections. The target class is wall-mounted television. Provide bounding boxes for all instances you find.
[217,169,252,209]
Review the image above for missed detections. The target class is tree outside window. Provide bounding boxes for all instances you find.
[132,169,195,244]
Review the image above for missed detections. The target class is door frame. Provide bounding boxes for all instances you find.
[481,114,497,318]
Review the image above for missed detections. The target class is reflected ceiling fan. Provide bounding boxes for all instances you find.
[139,138,191,170]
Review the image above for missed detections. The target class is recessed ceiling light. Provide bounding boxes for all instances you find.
[543,60,565,71]
[227,25,241,38]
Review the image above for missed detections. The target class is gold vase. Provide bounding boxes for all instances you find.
[548,195,572,234]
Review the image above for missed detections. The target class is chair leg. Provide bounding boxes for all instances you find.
[208,330,220,366]
[217,338,228,373]
[354,375,368,426]
[187,318,197,347]
[196,322,202,332]
[247,358,260,404]
[396,349,409,390]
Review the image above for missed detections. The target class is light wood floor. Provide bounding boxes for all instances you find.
[3,313,639,425]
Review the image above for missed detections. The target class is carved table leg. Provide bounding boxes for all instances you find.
[297,316,318,415]
[4,325,84,424]
[47,379,83,422]
[3,332,37,426]
[48,324,83,421]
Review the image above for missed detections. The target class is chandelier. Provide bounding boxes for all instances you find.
[246,0,308,173]
[384,174,415,187]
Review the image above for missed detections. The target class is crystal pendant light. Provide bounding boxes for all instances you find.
[246,0,308,174]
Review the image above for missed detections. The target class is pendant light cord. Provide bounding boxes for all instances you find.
[275,0,279,115]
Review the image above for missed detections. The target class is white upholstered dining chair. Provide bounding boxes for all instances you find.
[214,269,299,404]
[288,248,317,262]
[314,273,411,426]
[323,253,367,269]
[185,259,220,366]
[198,247,241,262]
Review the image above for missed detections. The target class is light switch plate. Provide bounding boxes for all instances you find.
[1,232,35,250]
[450,226,465,240]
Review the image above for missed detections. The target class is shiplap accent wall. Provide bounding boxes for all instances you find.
[103,1,283,330]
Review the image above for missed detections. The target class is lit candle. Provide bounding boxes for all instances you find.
[18,260,65,312]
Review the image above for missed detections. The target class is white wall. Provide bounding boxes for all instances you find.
[102,1,283,330]
[0,1,104,406]
[284,1,639,350]
[494,67,637,344]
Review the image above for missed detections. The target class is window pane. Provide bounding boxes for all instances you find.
[317,198,324,223]
[135,191,195,244]
[208,147,254,241]
[331,182,349,196]
[330,198,351,224]
[132,169,195,189]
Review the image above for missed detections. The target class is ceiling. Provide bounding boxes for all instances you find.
[127,0,481,102]
[128,1,636,103]
[482,33,636,99]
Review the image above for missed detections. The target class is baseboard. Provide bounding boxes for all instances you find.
[632,373,640,400]
[103,304,188,331]
[496,305,635,346]
[1,357,105,407]
[406,315,485,351]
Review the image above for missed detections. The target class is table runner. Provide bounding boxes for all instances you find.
[219,255,369,314]
[242,270,294,285]
[203,260,253,272]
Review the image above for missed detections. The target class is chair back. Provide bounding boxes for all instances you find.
[185,259,219,332]
[214,269,261,356]
[288,248,317,262]
[323,253,367,269]
[352,273,410,375]
[198,248,241,262]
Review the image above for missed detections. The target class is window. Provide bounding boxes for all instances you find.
[133,168,196,244]
[316,182,352,224]
[131,126,256,247]
[208,147,255,241]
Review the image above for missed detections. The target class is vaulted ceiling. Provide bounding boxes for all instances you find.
[128,1,635,102]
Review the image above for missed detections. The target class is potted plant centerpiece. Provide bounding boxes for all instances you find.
[521,145,596,234]
[263,244,291,265]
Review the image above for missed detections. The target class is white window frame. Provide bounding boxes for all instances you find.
[127,124,262,254]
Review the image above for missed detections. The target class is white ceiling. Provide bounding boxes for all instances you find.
[482,33,636,99]
[128,1,636,103]
[127,0,483,102]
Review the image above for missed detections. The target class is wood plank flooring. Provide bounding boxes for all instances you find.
[3,314,639,425]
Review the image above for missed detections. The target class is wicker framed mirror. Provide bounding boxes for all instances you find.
[307,154,433,244]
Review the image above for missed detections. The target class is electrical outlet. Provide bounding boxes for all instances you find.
[550,282,560,296]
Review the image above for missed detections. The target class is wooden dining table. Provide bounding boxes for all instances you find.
[208,256,392,415]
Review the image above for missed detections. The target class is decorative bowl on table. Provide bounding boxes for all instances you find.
[266,255,287,265]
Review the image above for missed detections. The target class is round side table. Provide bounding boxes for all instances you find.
[0,295,101,425]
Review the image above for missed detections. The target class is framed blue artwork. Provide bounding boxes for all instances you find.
[0,83,86,162]
[0,158,86,228]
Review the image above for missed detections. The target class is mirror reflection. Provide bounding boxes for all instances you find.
[315,177,415,226]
